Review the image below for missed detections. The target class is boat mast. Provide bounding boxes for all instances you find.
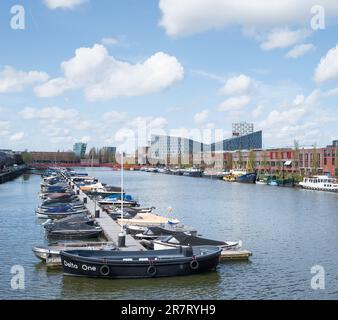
[120,152,124,233]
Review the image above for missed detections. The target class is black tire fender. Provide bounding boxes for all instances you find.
[190,259,199,270]
[99,264,110,276]
[147,265,157,277]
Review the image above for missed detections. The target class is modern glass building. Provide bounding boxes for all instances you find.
[212,131,262,152]
[150,131,262,164]
[73,143,87,158]
[232,122,254,137]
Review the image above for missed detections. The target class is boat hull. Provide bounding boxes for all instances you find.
[299,185,338,192]
[235,173,257,184]
[46,229,102,240]
[60,247,221,279]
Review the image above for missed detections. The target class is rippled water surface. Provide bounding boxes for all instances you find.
[1,168,338,299]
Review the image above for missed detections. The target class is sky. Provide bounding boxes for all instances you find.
[0,0,338,152]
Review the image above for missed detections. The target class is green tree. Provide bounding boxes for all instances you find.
[293,140,300,172]
[237,150,243,169]
[248,150,256,171]
[227,152,233,170]
[275,149,282,175]
[261,151,269,173]
[88,147,97,160]
[21,151,32,164]
[312,143,319,174]
[335,147,338,177]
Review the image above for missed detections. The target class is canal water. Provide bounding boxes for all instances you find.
[1,167,338,299]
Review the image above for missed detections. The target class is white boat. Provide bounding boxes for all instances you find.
[299,175,338,192]
[153,235,241,251]
[118,212,180,227]
[32,242,116,263]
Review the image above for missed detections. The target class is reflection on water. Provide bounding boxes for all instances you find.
[1,168,338,299]
[61,271,222,300]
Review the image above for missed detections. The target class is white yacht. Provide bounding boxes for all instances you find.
[299,175,338,192]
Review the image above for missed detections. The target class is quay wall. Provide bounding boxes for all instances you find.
[0,165,27,184]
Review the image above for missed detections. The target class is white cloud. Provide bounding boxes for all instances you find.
[100,36,132,48]
[101,37,119,46]
[259,29,310,50]
[159,0,338,37]
[194,109,209,124]
[9,132,25,142]
[191,69,225,82]
[286,43,315,58]
[315,44,338,83]
[205,122,216,129]
[0,107,7,112]
[103,111,128,124]
[35,78,74,98]
[257,90,325,145]
[129,116,168,130]
[218,95,251,111]
[219,74,251,95]
[252,105,264,118]
[44,0,87,10]
[325,87,338,97]
[0,121,10,136]
[19,106,78,122]
[80,136,92,143]
[0,66,48,93]
[35,44,184,101]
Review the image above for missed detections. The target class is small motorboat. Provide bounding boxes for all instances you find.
[46,223,103,239]
[60,246,222,278]
[181,167,203,177]
[117,212,180,228]
[235,172,257,184]
[38,201,84,209]
[32,242,116,263]
[108,208,139,220]
[126,224,197,237]
[153,234,241,251]
[43,213,94,231]
[36,204,87,215]
[134,226,194,240]
[37,209,89,220]
[98,194,140,207]
[105,206,155,220]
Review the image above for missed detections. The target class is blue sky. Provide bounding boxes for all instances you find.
[0,0,338,152]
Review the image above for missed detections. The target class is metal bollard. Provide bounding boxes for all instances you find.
[83,197,87,204]
[76,190,79,195]
[118,232,126,247]
[95,210,100,218]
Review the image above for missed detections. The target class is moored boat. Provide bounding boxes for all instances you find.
[235,172,257,184]
[118,212,180,227]
[182,167,203,177]
[60,246,222,278]
[32,242,116,263]
[46,225,103,239]
[299,175,338,192]
[153,234,240,251]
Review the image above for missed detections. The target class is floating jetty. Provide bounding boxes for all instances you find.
[37,168,252,268]
[64,174,146,252]
[220,250,252,261]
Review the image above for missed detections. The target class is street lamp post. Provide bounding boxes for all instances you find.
[118,152,126,248]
